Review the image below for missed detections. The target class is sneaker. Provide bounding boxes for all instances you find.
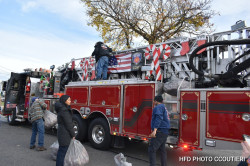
[36,146,47,151]
[29,145,36,149]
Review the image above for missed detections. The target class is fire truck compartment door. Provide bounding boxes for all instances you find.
[3,73,27,115]
[206,91,250,142]
[90,86,120,107]
[179,91,200,147]
[3,90,18,115]
[123,84,154,137]
[66,87,89,106]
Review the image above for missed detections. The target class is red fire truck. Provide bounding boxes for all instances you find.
[1,67,59,125]
[65,25,250,150]
[2,25,250,151]
[1,63,81,125]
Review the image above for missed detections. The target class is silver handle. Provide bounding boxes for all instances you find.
[181,114,188,121]
[132,106,137,112]
[242,113,250,122]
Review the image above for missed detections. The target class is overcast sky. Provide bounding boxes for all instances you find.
[0,0,250,81]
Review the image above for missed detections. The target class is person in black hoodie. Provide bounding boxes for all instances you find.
[55,95,75,166]
[91,41,112,80]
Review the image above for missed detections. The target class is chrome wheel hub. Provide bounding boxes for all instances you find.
[92,125,105,144]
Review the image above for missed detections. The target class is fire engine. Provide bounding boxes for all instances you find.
[1,63,80,125]
[1,66,59,124]
[2,23,250,151]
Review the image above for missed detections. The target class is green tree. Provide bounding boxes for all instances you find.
[82,0,216,50]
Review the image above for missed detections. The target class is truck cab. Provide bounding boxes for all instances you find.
[2,70,57,125]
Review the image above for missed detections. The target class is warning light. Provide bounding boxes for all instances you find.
[182,144,193,151]
[113,132,117,135]
[143,138,147,141]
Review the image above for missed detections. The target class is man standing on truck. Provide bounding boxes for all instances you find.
[91,41,112,80]
[148,95,170,166]
[29,97,47,151]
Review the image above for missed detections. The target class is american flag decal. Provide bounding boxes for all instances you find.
[108,53,132,73]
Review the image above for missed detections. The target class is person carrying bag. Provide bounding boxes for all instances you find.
[55,95,75,166]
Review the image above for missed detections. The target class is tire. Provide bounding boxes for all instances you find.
[88,118,111,150]
[7,109,17,125]
[72,114,88,141]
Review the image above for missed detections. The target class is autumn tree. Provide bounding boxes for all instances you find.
[81,0,216,50]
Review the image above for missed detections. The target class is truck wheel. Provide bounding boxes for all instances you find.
[7,110,17,125]
[88,118,111,150]
[72,114,88,141]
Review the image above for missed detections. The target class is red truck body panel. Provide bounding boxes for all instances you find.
[66,82,156,140]
[179,91,200,147]
[206,91,250,142]
[179,89,250,150]
[90,86,120,107]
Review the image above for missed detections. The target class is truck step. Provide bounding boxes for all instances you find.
[15,118,26,122]
[166,135,178,145]
[15,115,26,122]
[165,101,178,104]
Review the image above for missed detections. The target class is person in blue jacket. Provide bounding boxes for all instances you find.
[148,95,170,166]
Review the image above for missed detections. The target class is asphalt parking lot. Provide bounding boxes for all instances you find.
[0,115,243,166]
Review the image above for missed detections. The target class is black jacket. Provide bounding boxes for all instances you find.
[55,102,75,146]
[91,42,112,62]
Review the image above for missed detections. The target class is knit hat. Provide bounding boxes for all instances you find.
[31,97,38,104]
[154,95,163,103]
[95,41,103,47]
[59,95,70,104]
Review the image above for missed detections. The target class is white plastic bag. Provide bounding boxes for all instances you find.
[50,140,59,160]
[64,139,89,166]
[114,153,132,166]
[44,110,57,128]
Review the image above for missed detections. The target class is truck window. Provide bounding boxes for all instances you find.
[13,81,19,90]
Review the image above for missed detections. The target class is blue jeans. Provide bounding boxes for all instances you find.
[148,131,168,166]
[56,146,69,166]
[96,56,109,80]
[30,118,45,147]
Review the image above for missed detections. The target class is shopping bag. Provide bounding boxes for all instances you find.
[44,110,57,128]
[50,140,59,160]
[114,153,132,166]
[64,139,89,166]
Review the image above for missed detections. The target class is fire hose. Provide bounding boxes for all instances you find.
[189,39,250,80]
